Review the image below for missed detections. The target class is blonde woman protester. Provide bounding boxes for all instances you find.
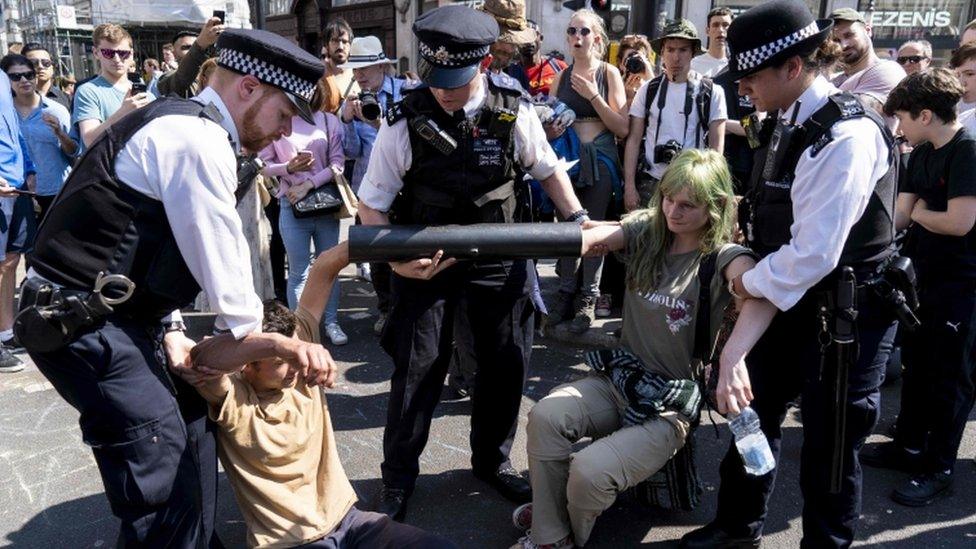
[549,8,629,333]
[512,150,777,549]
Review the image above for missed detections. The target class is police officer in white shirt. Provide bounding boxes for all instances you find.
[356,4,586,521]
[680,2,898,547]
[622,19,727,212]
[19,29,337,548]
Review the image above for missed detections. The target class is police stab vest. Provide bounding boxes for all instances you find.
[740,92,897,266]
[29,98,228,321]
[388,74,522,225]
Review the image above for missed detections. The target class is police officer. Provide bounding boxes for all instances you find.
[357,5,587,520]
[680,1,897,547]
[20,30,336,548]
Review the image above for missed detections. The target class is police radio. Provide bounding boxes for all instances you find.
[410,115,457,155]
[761,101,804,182]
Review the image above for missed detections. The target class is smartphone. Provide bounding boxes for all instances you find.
[13,189,35,197]
[128,73,147,94]
[213,10,225,23]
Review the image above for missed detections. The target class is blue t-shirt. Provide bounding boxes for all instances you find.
[19,94,72,196]
[0,72,26,188]
[72,75,155,153]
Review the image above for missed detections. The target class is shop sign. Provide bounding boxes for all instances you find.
[867,10,953,28]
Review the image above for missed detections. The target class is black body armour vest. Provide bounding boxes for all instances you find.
[30,98,227,321]
[388,76,522,225]
[741,93,897,266]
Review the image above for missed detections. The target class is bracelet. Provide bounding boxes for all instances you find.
[588,93,599,103]
[163,320,187,334]
[567,208,589,223]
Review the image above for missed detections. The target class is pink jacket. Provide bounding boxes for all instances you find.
[259,111,346,198]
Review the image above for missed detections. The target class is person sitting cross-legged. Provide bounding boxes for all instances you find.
[188,242,456,549]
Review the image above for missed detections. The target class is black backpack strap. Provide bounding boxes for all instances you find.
[693,250,719,362]
[696,77,713,148]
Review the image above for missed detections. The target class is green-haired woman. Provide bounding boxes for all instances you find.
[511,149,777,549]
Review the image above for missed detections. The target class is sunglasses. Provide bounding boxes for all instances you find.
[897,55,927,65]
[99,48,132,61]
[566,26,592,37]
[30,58,53,69]
[8,71,36,81]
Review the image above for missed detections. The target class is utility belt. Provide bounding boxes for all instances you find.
[15,273,136,353]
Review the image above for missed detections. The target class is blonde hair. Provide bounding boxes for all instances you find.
[93,24,132,47]
[570,8,608,60]
[624,149,736,293]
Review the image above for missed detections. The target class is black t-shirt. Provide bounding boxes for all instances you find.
[903,127,976,279]
[714,69,755,193]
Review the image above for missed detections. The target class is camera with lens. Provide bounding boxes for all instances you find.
[653,140,682,164]
[625,54,646,75]
[359,91,381,121]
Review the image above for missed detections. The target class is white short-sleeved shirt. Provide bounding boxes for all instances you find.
[961,108,976,136]
[114,88,262,338]
[629,73,728,179]
[690,53,728,78]
[357,75,560,212]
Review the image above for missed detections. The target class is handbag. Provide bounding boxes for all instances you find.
[292,184,342,218]
[333,167,359,219]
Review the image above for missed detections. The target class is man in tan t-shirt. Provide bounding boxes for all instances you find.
[192,243,454,548]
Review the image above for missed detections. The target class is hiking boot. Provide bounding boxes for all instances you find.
[0,346,24,373]
[568,295,596,334]
[892,471,952,507]
[594,294,612,318]
[549,291,575,325]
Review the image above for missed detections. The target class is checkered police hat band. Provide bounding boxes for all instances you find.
[735,21,819,71]
[218,48,316,103]
[418,41,490,68]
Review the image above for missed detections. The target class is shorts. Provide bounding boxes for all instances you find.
[4,194,37,254]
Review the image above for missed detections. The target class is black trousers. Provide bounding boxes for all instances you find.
[380,260,534,491]
[371,261,393,314]
[296,507,456,548]
[28,318,219,549]
[897,278,976,474]
[713,291,896,548]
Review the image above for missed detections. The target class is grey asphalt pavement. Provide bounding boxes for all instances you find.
[1,265,974,548]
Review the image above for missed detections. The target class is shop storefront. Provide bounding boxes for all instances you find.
[857,0,975,62]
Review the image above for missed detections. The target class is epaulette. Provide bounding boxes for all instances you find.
[487,71,526,98]
[386,101,407,125]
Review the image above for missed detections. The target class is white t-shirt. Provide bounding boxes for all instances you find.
[629,74,728,179]
[961,109,976,136]
[690,53,728,78]
[959,100,976,114]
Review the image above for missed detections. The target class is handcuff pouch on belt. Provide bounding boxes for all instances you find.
[15,272,136,353]
[862,255,920,330]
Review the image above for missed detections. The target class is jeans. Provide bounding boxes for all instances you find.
[279,201,341,324]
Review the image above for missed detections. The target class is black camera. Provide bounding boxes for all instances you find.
[625,54,646,75]
[653,140,682,164]
[359,91,381,121]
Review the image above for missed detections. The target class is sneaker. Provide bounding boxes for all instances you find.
[594,294,612,318]
[0,346,24,373]
[1,334,22,351]
[512,502,532,531]
[549,291,576,325]
[373,312,388,336]
[357,263,372,282]
[325,323,348,346]
[568,295,596,334]
[860,441,922,473]
[509,532,574,549]
[892,471,952,507]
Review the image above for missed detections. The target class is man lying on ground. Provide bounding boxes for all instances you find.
[188,242,455,548]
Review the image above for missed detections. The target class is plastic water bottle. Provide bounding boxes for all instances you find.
[728,406,775,476]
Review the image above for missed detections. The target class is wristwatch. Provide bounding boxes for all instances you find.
[162,320,187,334]
[567,208,590,225]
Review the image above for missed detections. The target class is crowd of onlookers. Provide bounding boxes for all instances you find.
[3,4,976,547]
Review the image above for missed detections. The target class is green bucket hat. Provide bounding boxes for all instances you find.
[651,19,705,56]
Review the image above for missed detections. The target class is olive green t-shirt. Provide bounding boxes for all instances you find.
[619,218,755,382]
